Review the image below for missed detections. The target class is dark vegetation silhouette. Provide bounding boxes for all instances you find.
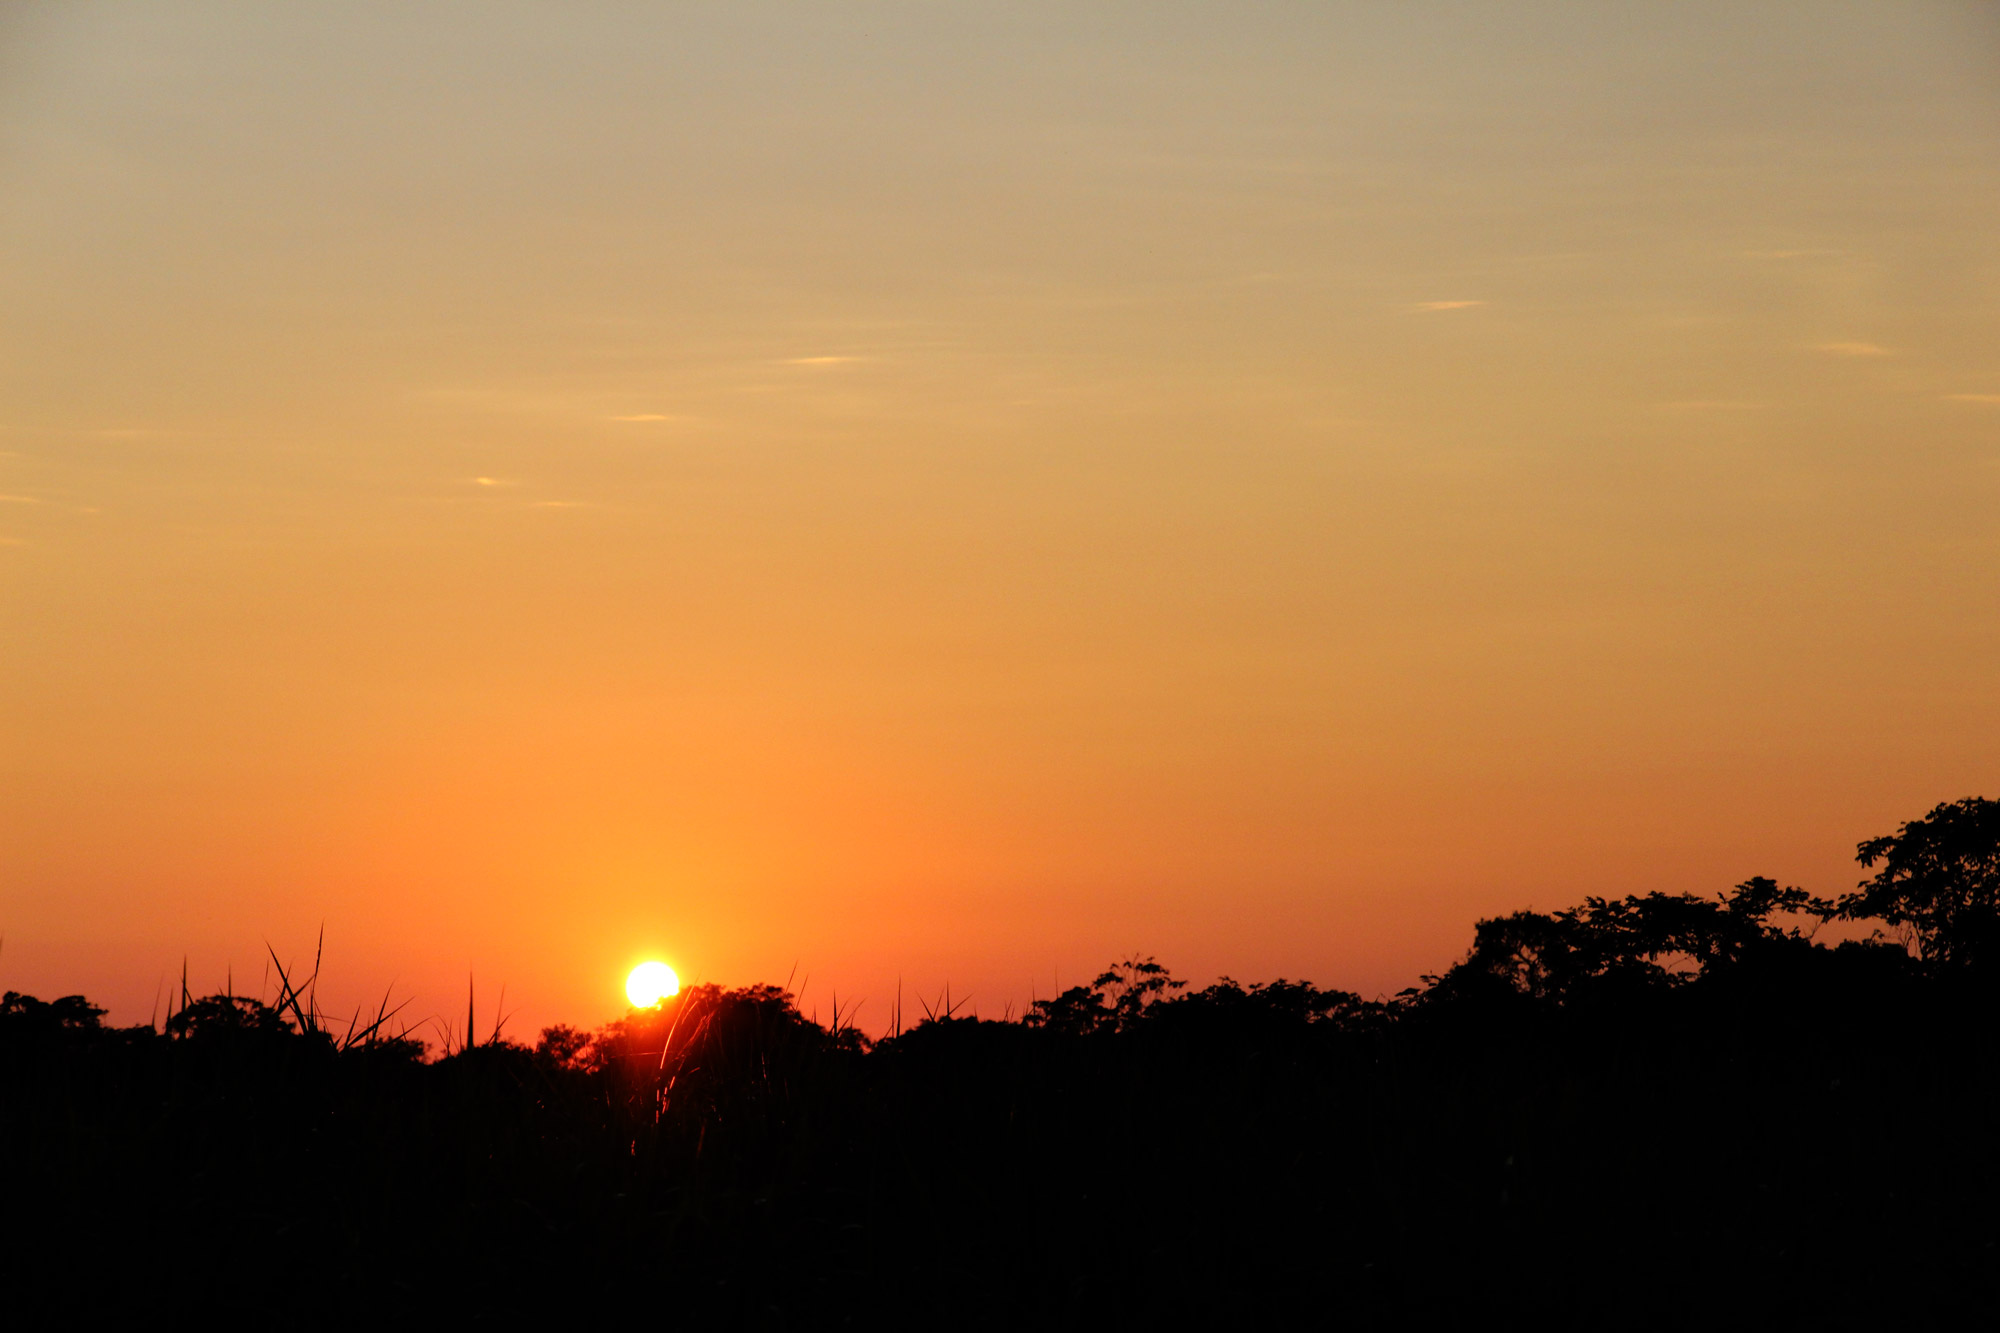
[6,798,2000,1324]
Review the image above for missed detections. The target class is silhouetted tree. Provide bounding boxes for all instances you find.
[0,991,152,1063]
[165,993,297,1042]
[2,991,108,1036]
[1424,877,1826,1005]
[1832,796,2000,971]
[534,1022,593,1070]
[1156,976,1372,1030]
[1024,955,1184,1035]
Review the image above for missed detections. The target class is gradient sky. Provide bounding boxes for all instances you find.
[4,2,1997,1039]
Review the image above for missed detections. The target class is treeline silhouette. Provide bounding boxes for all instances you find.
[6,798,2000,1324]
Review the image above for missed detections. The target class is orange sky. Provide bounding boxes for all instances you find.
[3,3,1998,1039]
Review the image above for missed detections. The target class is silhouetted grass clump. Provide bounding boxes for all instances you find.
[6,798,2000,1324]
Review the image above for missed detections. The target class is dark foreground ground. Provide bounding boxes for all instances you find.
[6,934,1999,1327]
[16,788,2000,1330]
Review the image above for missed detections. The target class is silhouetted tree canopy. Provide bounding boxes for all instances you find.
[2,990,108,1035]
[1024,955,1185,1034]
[165,993,296,1042]
[1421,876,1827,1007]
[1833,795,2000,970]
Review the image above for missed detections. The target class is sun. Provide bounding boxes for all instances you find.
[625,960,680,1008]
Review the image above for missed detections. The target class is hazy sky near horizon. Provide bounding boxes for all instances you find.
[4,3,1998,1035]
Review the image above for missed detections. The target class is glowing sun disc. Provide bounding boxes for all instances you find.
[626,961,680,1007]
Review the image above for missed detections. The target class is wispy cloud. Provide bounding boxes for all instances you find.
[472,476,518,487]
[1412,300,1484,312]
[0,492,95,515]
[786,355,866,366]
[608,413,676,422]
[1945,393,2000,404]
[1816,341,1892,357]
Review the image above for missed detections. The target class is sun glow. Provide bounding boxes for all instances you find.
[625,961,680,1008]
